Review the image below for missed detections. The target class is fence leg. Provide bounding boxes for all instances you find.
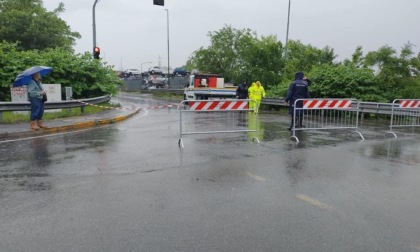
[0,111,3,123]
[81,105,85,114]
[178,138,184,148]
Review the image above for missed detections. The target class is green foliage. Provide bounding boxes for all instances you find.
[187,25,283,87]
[364,43,420,101]
[187,25,420,102]
[309,64,386,101]
[0,0,80,51]
[284,40,336,80]
[0,41,122,101]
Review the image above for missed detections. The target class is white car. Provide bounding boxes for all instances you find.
[124,69,141,77]
[148,66,163,75]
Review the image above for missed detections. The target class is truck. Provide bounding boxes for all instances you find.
[184,74,237,100]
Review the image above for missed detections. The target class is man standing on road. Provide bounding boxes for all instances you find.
[236,80,248,99]
[285,72,311,130]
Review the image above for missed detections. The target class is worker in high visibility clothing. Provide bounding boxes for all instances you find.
[248,82,256,113]
[248,81,266,113]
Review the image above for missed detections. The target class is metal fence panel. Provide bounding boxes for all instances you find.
[290,98,364,142]
[386,99,420,138]
[178,99,259,147]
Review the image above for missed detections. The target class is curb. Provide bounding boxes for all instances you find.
[0,108,140,141]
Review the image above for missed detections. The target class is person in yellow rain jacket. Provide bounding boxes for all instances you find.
[248,81,266,113]
[248,82,257,113]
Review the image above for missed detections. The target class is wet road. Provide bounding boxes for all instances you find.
[1,94,420,252]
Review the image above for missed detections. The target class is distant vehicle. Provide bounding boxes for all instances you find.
[148,75,167,84]
[184,74,236,100]
[124,69,141,77]
[173,67,189,76]
[148,66,163,75]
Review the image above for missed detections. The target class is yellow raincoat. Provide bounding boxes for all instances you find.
[248,81,265,113]
[248,82,256,112]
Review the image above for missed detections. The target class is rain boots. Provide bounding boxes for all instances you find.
[37,120,47,129]
[30,121,40,130]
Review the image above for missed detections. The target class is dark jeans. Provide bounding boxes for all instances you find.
[29,97,44,121]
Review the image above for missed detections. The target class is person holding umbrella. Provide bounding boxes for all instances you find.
[13,66,52,130]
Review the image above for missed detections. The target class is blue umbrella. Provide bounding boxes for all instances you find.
[13,66,53,87]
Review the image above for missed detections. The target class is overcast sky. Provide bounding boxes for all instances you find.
[42,0,420,71]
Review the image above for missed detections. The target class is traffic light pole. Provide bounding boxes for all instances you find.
[92,0,99,53]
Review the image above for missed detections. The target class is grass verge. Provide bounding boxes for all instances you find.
[1,102,119,124]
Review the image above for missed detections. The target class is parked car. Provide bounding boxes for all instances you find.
[124,69,141,77]
[173,67,189,76]
[148,66,163,75]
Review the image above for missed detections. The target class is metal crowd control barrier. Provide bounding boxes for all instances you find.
[290,98,364,142]
[385,99,420,138]
[178,99,260,147]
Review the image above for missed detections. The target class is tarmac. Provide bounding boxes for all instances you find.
[0,107,140,141]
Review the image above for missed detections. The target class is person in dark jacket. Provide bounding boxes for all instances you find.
[285,72,311,130]
[236,80,248,99]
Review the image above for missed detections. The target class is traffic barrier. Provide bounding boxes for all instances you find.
[178,99,260,147]
[385,99,420,138]
[290,98,364,142]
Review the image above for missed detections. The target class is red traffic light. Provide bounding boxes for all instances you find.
[93,47,101,59]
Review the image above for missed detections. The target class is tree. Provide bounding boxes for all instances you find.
[0,0,80,51]
[187,25,283,87]
[364,43,420,101]
[0,41,121,101]
[309,64,383,101]
[283,40,336,80]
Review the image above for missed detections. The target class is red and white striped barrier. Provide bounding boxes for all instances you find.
[290,98,363,142]
[178,99,259,147]
[303,99,352,109]
[386,99,420,138]
[399,100,420,108]
[189,100,248,111]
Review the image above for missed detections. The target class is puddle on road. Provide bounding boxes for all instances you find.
[356,138,420,166]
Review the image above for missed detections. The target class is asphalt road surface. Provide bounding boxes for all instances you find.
[1,94,420,252]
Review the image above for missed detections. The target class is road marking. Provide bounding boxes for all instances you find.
[296,194,334,212]
[0,128,93,144]
[246,172,266,181]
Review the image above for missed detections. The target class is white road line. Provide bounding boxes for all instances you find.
[0,128,93,144]
[246,172,266,181]
[296,194,335,212]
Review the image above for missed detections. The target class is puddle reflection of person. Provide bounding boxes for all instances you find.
[30,137,51,168]
[247,113,264,141]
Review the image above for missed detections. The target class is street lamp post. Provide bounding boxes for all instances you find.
[284,0,291,61]
[165,9,170,87]
[141,61,152,74]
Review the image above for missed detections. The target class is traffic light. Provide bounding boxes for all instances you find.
[153,0,164,6]
[93,47,100,59]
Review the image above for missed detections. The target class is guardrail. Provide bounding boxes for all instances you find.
[0,95,111,122]
[261,98,398,115]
